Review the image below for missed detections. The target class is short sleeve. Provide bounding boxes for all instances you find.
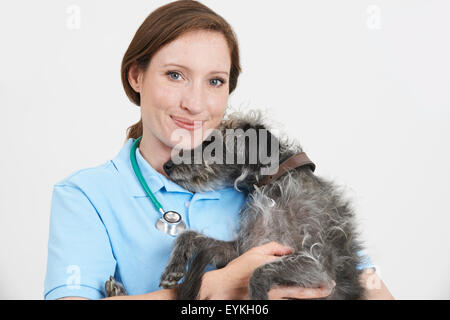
[356,250,376,271]
[44,184,116,300]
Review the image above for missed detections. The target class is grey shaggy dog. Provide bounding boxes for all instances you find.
[105,109,367,300]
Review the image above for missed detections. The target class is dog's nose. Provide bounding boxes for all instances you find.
[163,160,174,176]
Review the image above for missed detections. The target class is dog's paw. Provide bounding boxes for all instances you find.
[105,276,127,297]
[159,272,184,289]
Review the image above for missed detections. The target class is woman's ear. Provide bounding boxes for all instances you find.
[128,63,143,93]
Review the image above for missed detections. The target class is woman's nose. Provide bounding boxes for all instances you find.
[181,84,206,114]
[163,160,174,176]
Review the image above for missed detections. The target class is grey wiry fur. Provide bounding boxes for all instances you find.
[105,276,127,297]
[105,109,367,300]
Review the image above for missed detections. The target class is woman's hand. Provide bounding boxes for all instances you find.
[197,241,334,300]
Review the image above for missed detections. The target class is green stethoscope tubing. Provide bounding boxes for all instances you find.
[130,136,165,215]
[130,136,186,237]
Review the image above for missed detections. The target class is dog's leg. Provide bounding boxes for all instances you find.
[248,254,333,300]
[160,230,237,289]
[105,276,127,297]
[160,230,203,289]
[177,241,239,300]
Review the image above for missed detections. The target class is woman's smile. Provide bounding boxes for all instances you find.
[170,115,204,131]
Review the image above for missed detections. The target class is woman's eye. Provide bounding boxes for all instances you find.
[210,78,226,87]
[167,71,182,81]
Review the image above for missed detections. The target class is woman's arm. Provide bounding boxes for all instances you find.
[59,260,394,300]
[58,251,394,300]
[267,268,396,300]
[103,288,177,300]
[58,288,177,300]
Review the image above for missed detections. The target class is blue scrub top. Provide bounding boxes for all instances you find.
[44,138,375,300]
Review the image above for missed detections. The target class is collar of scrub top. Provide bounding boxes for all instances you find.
[110,138,221,200]
[131,136,192,237]
[129,137,225,236]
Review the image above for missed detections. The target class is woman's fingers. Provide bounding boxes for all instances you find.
[255,241,293,256]
[268,284,334,300]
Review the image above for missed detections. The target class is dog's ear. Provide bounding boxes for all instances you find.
[241,123,278,164]
[256,125,278,159]
[221,117,278,164]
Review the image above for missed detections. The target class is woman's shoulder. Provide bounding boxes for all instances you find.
[54,140,133,189]
[54,160,118,190]
[51,160,126,210]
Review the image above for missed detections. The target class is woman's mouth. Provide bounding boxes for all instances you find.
[171,116,204,131]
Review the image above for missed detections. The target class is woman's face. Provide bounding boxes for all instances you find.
[130,30,231,151]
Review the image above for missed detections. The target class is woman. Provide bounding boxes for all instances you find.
[44,0,393,300]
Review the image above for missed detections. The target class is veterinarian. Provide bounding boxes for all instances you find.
[44,0,394,300]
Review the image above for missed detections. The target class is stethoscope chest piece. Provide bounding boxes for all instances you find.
[131,137,188,237]
[156,211,186,237]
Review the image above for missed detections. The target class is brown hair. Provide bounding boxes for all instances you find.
[121,0,242,141]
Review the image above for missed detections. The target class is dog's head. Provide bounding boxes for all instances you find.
[163,110,284,193]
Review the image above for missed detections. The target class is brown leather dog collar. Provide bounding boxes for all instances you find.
[256,152,316,187]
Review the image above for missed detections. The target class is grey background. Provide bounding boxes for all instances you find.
[0,0,449,299]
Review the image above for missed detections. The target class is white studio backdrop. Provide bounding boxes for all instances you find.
[0,0,449,299]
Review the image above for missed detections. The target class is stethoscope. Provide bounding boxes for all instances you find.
[130,136,187,237]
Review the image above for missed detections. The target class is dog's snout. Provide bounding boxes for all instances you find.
[163,160,174,175]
